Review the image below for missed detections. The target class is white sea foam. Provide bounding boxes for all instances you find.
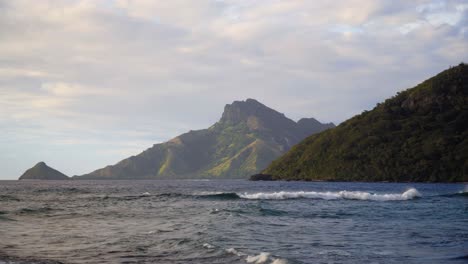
[226,249,288,264]
[271,259,288,264]
[246,252,271,263]
[226,248,245,257]
[141,192,150,196]
[238,188,421,201]
[203,243,215,249]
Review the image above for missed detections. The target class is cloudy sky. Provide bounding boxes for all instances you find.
[0,0,467,179]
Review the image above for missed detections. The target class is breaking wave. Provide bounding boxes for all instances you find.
[238,188,422,201]
[461,186,468,196]
[195,188,421,201]
[195,192,241,200]
[225,248,289,264]
[96,189,424,202]
[202,241,289,263]
[439,186,468,198]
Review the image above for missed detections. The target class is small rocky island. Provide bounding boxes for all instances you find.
[19,162,69,180]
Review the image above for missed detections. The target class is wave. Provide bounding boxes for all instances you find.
[16,207,57,215]
[100,192,185,201]
[203,243,216,249]
[97,188,423,202]
[238,188,421,201]
[210,206,290,217]
[225,248,288,264]
[195,192,241,200]
[0,211,15,222]
[33,187,90,194]
[441,192,468,198]
[0,254,63,264]
[439,186,468,198]
[202,242,289,263]
[0,194,20,202]
[460,186,468,196]
[246,252,289,264]
[0,216,15,221]
[195,188,421,201]
[451,254,468,260]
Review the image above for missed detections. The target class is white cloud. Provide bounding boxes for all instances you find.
[0,67,56,78]
[0,0,466,178]
[40,82,119,97]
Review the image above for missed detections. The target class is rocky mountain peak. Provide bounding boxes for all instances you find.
[76,98,335,179]
[220,98,291,127]
[36,161,47,167]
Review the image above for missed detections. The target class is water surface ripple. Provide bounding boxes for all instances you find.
[0,180,466,264]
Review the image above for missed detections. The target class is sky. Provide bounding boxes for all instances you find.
[0,0,467,179]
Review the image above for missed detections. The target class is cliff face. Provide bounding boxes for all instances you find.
[19,162,69,180]
[263,64,468,182]
[76,99,334,179]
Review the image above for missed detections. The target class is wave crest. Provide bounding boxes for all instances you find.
[225,248,288,264]
[238,188,421,201]
[195,192,241,200]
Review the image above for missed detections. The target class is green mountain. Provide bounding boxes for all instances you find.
[19,162,69,180]
[263,63,468,182]
[76,99,334,179]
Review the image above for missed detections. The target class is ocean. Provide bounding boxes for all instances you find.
[0,180,466,264]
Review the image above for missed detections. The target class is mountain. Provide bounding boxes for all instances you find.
[262,63,468,182]
[76,99,334,179]
[19,162,69,180]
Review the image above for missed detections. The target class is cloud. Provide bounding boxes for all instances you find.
[0,0,467,178]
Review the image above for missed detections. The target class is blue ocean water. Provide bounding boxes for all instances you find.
[0,180,466,264]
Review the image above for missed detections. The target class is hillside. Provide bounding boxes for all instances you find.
[19,162,69,180]
[263,64,468,182]
[76,99,334,179]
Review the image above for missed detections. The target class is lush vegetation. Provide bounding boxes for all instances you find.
[264,64,468,182]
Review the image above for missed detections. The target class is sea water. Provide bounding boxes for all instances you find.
[0,180,466,264]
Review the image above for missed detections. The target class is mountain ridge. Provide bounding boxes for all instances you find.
[75,98,334,179]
